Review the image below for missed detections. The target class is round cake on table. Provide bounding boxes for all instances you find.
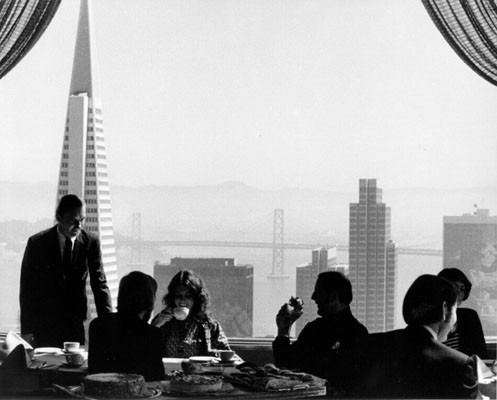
[83,373,149,398]
[170,373,223,394]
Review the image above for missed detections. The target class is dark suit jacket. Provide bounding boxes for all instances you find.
[272,307,368,387]
[446,307,488,359]
[88,313,165,381]
[20,225,112,346]
[360,325,478,399]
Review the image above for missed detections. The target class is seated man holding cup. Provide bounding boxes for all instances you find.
[88,271,165,381]
[272,271,368,389]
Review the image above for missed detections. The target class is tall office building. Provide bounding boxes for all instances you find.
[348,179,397,333]
[154,258,254,337]
[443,209,497,336]
[295,247,338,335]
[55,0,119,314]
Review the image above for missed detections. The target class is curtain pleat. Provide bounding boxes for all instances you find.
[0,0,61,80]
[421,0,497,86]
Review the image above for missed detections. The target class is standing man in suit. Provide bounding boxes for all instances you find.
[20,194,112,348]
[361,274,479,399]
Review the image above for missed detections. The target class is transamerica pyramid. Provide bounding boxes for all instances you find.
[55,0,119,315]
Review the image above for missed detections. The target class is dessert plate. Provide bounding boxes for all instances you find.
[53,384,161,399]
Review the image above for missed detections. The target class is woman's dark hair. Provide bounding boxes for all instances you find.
[163,270,210,318]
[118,271,157,315]
[403,274,457,326]
[316,271,353,305]
[437,268,472,301]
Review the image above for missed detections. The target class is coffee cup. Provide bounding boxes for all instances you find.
[63,341,80,353]
[217,350,235,362]
[65,351,85,367]
[173,307,189,321]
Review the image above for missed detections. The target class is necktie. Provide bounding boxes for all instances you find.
[62,237,73,272]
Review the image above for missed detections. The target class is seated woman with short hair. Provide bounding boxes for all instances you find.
[152,269,231,358]
[88,271,165,381]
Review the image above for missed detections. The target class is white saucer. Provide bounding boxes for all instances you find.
[217,361,236,366]
[62,349,84,354]
[34,347,63,355]
[189,356,217,363]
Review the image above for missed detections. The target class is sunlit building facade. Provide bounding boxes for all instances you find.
[348,179,397,333]
[154,258,253,337]
[55,0,119,314]
[443,209,497,336]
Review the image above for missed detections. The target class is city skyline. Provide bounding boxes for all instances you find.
[0,0,496,339]
[0,1,496,193]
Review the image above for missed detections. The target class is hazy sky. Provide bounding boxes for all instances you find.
[0,0,496,191]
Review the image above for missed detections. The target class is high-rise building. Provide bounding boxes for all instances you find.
[348,179,397,333]
[295,247,338,335]
[154,258,253,337]
[55,0,119,314]
[443,209,497,336]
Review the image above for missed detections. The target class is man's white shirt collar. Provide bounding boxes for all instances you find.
[422,325,438,340]
[57,225,76,256]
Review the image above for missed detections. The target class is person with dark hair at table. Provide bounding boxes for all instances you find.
[20,194,112,348]
[88,271,165,381]
[272,271,368,388]
[361,274,478,399]
[438,268,487,358]
[152,269,231,357]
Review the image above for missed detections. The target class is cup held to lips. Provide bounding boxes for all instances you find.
[63,341,80,353]
[173,307,189,321]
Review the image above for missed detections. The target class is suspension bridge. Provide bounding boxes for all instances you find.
[116,238,442,255]
[119,211,442,279]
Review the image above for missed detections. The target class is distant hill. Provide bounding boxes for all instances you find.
[1,180,495,248]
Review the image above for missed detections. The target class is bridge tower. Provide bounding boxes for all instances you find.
[129,212,144,269]
[268,208,289,279]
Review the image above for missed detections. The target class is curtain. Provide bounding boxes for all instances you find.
[421,0,497,86]
[0,0,61,80]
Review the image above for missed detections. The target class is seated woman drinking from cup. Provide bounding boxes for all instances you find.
[152,270,231,358]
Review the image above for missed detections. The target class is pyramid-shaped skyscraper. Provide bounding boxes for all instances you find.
[56,0,118,313]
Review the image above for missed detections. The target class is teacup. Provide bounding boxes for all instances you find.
[65,351,85,367]
[63,341,80,353]
[217,350,235,362]
[173,307,189,321]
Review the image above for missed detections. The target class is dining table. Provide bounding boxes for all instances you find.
[0,350,495,399]
[0,350,327,399]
